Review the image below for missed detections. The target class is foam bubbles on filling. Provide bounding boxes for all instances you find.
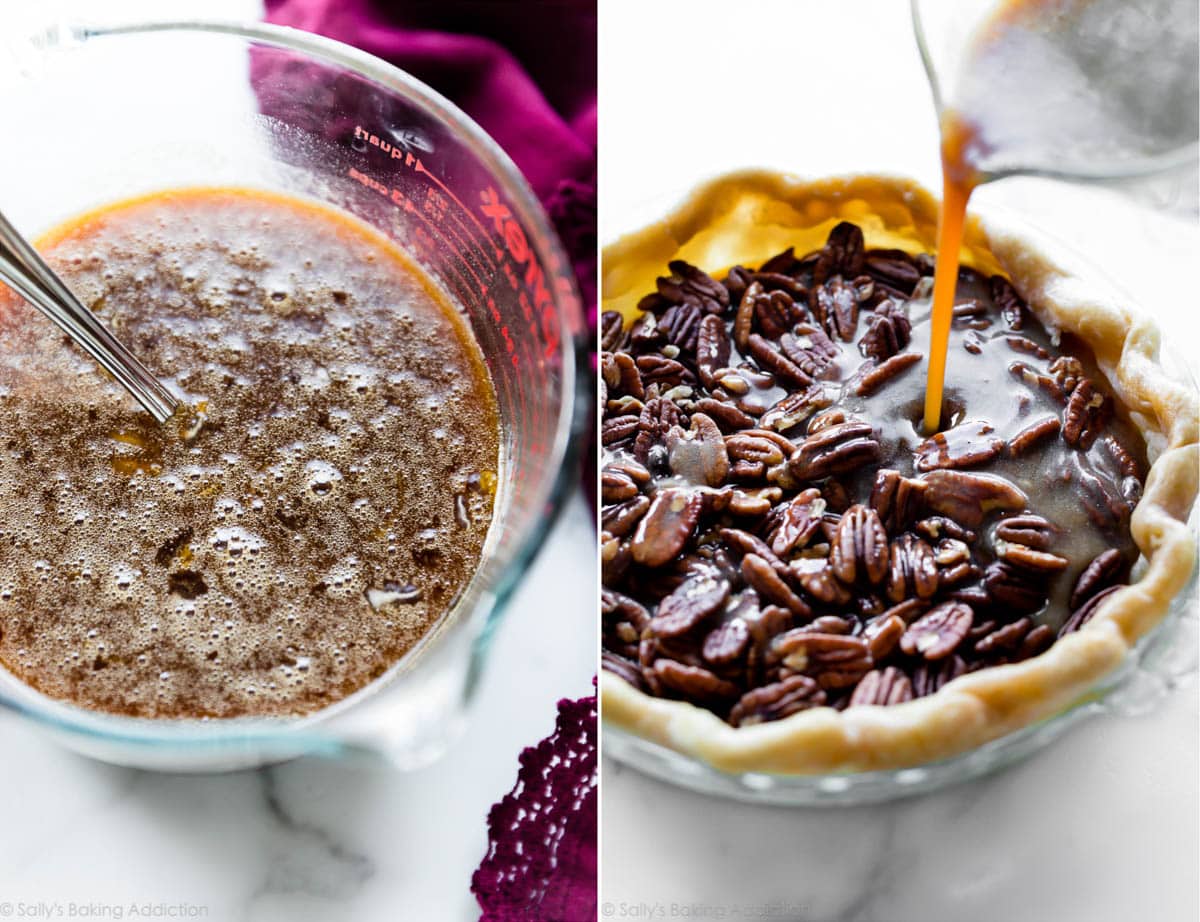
[0,189,499,718]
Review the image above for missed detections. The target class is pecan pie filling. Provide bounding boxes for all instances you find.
[600,221,1147,726]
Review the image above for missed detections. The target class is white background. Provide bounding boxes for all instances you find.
[0,1,597,920]
[600,2,1198,921]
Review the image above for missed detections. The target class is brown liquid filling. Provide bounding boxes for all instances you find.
[0,188,499,719]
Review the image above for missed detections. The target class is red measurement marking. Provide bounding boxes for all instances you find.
[480,187,562,364]
[352,126,501,270]
[413,156,494,244]
[348,166,496,319]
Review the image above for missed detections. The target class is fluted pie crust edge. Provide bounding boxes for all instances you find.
[600,171,1199,775]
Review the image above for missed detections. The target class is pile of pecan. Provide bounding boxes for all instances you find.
[601,222,1141,726]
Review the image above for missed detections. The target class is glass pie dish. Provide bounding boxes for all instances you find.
[0,19,586,771]
[600,171,1198,804]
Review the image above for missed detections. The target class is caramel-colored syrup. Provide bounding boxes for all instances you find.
[0,188,500,719]
[923,113,983,433]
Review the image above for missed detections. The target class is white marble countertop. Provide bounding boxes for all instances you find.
[599,2,1198,920]
[602,681,1198,922]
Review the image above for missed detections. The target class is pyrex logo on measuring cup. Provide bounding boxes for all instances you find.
[348,123,567,370]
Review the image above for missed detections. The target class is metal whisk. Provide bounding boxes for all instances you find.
[0,207,178,423]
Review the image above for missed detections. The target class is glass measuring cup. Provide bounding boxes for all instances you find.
[912,0,1199,197]
[0,20,587,771]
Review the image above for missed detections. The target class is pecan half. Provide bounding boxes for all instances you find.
[633,397,683,464]
[869,468,929,534]
[813,221,865,284]
[813,276,859,341]
[630,489,703,567]
[628,311,663,349]
[602,350,645,401]
[696,313,731,389]
[658,303,703,354]
[921,470,1029,529]
[789,420,882,481]
[914,420,1004,472]
[864,252,921,295]
[859,310,912,361]
[754,288,796,339]
[854,351,922,396]
[973,617,1032,656]
[636,353,689,388]
[741,553,812,618]
[666,412,729,487]
[1017,624,1056,660]
[602,414,640,447]
[602,588,651,657]
[886,534,939,603]
[759,386,830,434]
[729,675,826,727]
[656,259,729,314]
[993,513,1058,550]
[650,572,731,638]
[779,324,840,380]
[990,275,1025,329]
[770,488,826,556]
[900,601,973,660]
[601,467,640,504]
[914,516,977,544]
[830,504,889,586]
[702,618,751,667]
[733,280,760,352]
[752,271,808,300]
[789,558,853,607]
[600,311,625,351]
[994,540,1069,573]
[808,408,846,434]
[912,654,968,697]
[1062,378,1111,450]
[602,495,650,538]
[1104,435,1142,480]
[720,528,786,573]
[747,333,815,388]
[601,652,644,690]
[652,659,739,701]
[849,666,914,706]
[769,630,873,689]
[724,431,786,468]
[1009,361,1065,402]
[1078,469,1131,532]
[1059,584,1124,636]
[692,397,754,433]
[1048,355,1084,394]
[1069,548,1128,610]
[802,615,855,635]
[1008,416,1061,457]
[863,611,908,660]
[983,561,1048,615]
[1005,335,1050,360]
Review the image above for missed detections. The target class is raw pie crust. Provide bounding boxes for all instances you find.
[601,172,1199,774]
